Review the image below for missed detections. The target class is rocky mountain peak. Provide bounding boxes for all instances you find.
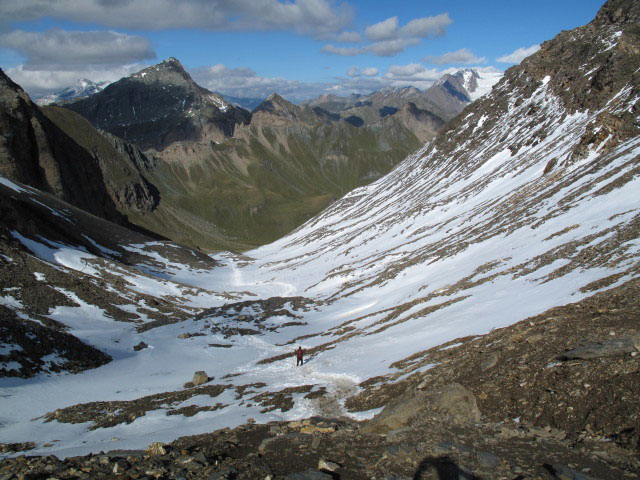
[63,58,250,151]
[593,0,640,25]
[129,56,193,86]
[253,93,299,117]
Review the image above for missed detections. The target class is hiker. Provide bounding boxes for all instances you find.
[295,346,304,366]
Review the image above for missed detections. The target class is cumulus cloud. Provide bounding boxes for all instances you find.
[323,37,420,57]
[368,38,420,57]
[0,0,353,38]
[423,48,486,65]
[325,12,452,57]
[364,16,399,41]
[497,44,540,64]
[386,63,426,77]
[191,63,326,101]
[322,44,363,56]
[337,31,361,43]
[381,62,459,89]
[0,29,155,69]
[346,66,378,77]
[399,13,452,38]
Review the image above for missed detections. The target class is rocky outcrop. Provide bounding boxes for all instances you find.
[361,383,481,434]
[64,58,251,151]
[40,106,160,214]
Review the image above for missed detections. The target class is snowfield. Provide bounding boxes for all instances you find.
[1,45,639,458]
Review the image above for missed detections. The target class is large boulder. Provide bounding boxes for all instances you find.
[192,371,209,386]
[361,383,481,434]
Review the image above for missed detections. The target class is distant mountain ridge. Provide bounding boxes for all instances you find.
[63,58,251,151]
[305,68,502,140]
[34,79,110,106]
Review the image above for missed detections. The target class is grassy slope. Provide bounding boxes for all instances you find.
[138,117,421,250]
[46,104,421,251]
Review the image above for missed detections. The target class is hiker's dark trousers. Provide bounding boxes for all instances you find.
[297,358,303,366]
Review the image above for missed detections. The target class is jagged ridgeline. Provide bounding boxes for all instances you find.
[58,58,460,250]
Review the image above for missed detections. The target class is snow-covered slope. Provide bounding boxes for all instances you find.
[0,0,638,459]
[34,79,110,106]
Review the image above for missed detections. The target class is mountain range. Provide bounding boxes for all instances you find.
[0,0,638,477]
[34,79,110,107]
[12,59,497,251]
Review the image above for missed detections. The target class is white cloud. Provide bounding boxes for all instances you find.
[327,12,452,57]
[4,63,144,97]
[386,63,426,77]
[0,29,155,69]
[323,37,420,57]
[497,44,541,64]
[191,63,327,101]
[423,48,486,65]
[322,44,363,56]
[382,62,460,89]
[347,66,378,77]
[0,0,353,38]
[364,16,399,41]
[368,38,420,57]
[399,13,452,38]
[337,31,361,43]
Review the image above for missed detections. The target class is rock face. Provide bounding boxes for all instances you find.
[0,69,125,223]
[64,58,251,151]
[40,106,160,214]
[361,383,481,434]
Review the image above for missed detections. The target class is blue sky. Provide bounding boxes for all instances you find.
[0,0,604,101]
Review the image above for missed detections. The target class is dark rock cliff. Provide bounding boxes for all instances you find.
[0,69,125,224]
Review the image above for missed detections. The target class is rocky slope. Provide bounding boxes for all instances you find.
[63,58,251,151]
[0,69,130,224]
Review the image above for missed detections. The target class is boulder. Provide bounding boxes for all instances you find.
[192,371,209,386]
[361,383,481,434]
[145,442,166,456]
[560,335,640,360]
[285,469,333,480]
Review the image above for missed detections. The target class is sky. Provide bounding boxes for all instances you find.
[0,0,605,102]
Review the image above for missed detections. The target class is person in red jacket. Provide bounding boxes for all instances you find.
[295,346,304,366]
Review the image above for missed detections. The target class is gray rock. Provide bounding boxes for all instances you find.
[209,467,238,479]
[192,371,209,386]
[133,341,148,351]
[361,383,481,433]
[480,353,498,371]
[317,459,340,472]
[258,437,278,453]
[285,469,333,479]
[561,335,640,360]
[548,464,601,480]
[477,451,499,468]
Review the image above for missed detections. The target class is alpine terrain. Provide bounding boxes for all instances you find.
[56,58,440,250]
[0,0,639,479]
